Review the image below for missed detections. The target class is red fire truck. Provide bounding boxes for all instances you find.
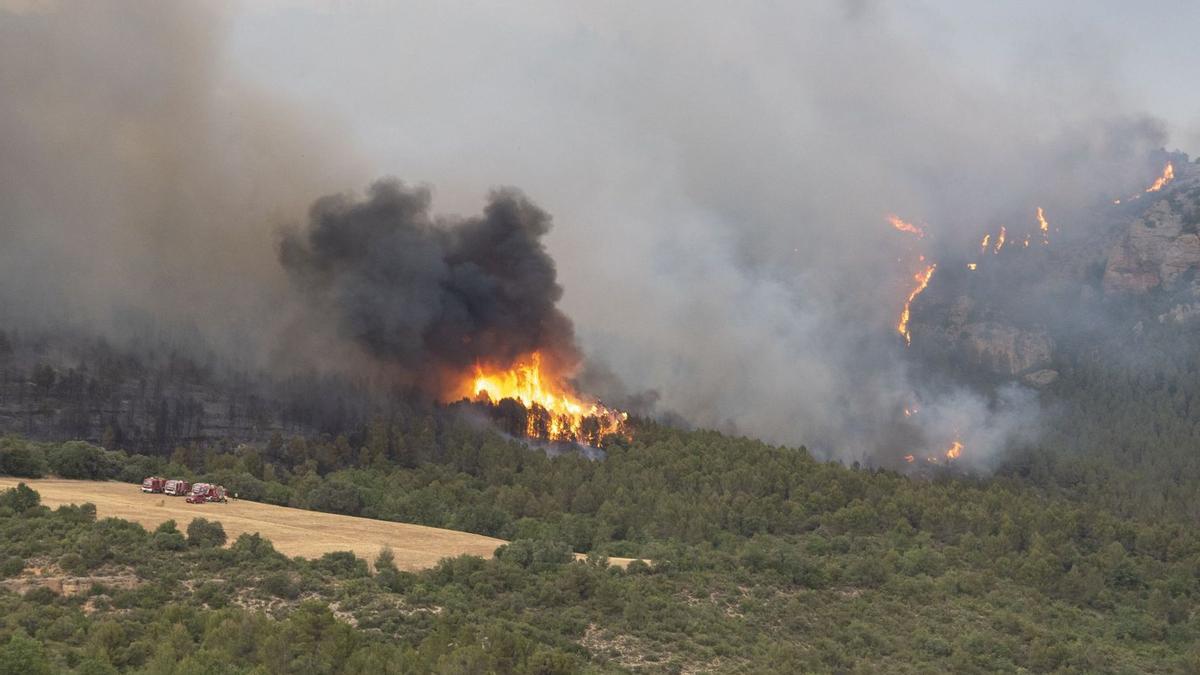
[141,476,166,493]
[164,479,191,496]
[185,483,227,504]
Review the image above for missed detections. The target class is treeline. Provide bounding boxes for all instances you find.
[0,327,391,453]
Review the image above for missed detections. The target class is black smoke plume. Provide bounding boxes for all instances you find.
[278,179,581,394]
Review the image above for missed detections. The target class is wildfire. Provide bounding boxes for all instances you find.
[897,264,936,346]
[945,440,963,460]
[888,214,926,238]
[993,226,1007,254]
[967,263,977,271]
[904,454,915,463]
[980,234,990,251]
[458,352,627,445]
[1145,162,1175,193]
[1036,207,1050,244]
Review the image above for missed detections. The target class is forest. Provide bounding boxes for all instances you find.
[3,401,1200,672]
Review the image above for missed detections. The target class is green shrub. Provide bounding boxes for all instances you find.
[0,441,45,478]
[187,518,227,548]
[46,441,106,479]
[76,534,111,569]
[194,581,230,609]
[153,520,187,551]
[305,481,363,516]
[0,483,39,512]
[0,632,51,675]
[261,572,299,600]
[59,553,86,575]
[0,556,24,578]
[495,540,573,571]
[314,551,368,578]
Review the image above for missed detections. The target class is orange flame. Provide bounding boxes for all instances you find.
[458,352,627,445]
[1036,207,1050,244]
[980,234,990,251]
[897,264,936,346]
[1145,162,1175,193]
[887,214,926,238]
[967,263,977,270]
[993,226,1007,254]
[945,440,963,460]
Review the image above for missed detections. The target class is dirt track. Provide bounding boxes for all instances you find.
[0,478,505,571]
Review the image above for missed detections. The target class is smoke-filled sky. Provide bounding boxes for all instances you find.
[2,0,1196,462]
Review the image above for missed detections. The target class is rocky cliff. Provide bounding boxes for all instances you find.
[1103,169,1200,294]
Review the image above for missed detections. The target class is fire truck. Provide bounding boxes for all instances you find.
[141,476,166,493]
[163,479,191,496]
[185,483,227,504]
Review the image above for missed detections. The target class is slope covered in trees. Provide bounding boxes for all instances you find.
[3,417,1200,672]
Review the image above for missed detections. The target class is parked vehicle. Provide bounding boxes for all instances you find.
[164,479,191,496]
[186,483,227,504]
[141,476,166,493]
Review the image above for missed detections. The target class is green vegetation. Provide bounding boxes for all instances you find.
[4,414,1200,672]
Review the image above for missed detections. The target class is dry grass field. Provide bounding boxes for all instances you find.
[0,477,506,571]
[0,477,640,570]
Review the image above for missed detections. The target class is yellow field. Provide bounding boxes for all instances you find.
[0,477,505,571]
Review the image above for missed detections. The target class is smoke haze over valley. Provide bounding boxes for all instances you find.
[2,0,1200,467]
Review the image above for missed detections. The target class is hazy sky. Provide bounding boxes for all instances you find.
[2,1,1192,460]
[217,1,1196,456]
[228,1,1200,175]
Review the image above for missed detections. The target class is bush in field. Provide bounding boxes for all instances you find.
[494,539,573,571]
[0,483,40,513]
[187,518,227,548]
[314,551,368,579]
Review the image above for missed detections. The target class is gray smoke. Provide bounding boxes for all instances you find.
[0,1,1189,468]
[0,1,364,364]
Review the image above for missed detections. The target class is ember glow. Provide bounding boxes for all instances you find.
[897,264,936,346]
[457,352,627,445]
[980,233,990,251]
[887,214,925,238]
[1145,162,1175,193]
[945,440,963,460]
[993,226,1007,254]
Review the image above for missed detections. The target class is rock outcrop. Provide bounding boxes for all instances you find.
[961,322,1054,375]
[1103,188,1200,294]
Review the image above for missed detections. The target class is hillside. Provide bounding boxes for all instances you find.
[3,427,1200,672]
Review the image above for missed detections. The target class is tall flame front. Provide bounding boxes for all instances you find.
[457,352,627,445]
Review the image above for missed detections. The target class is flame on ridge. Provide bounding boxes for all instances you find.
[897,265,936,346]
[1145,162,1175,193]
[459,351,627,445]
[1036,207,1050,244]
